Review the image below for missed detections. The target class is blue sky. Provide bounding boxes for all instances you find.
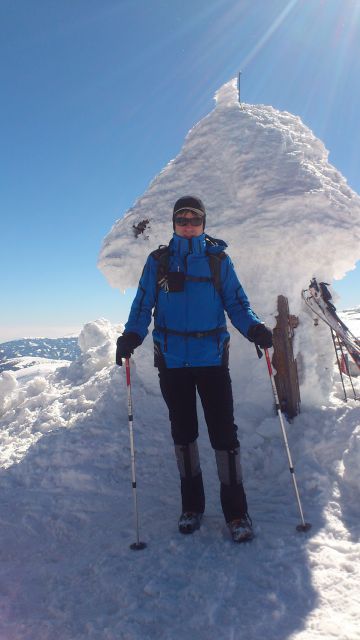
[1,0,359,341]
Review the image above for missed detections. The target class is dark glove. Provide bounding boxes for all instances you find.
[116,332,142,366]
[247,323,273,349]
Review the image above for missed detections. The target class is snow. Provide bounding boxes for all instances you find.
[98,78,360,408]
[0,79,359,638]
[0,318,359,639]
[340,307,360,338]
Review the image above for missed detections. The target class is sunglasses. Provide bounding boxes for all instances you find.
[175,216,203,227]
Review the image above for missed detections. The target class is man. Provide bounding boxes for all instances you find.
[116,196,272,543]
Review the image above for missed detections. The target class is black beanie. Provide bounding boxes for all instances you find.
[173,196,206,229]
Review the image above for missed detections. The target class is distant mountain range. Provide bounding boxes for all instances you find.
[0,337,80,373]
[1,308,358,376]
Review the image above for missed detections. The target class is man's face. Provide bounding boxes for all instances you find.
[174,210,204,238]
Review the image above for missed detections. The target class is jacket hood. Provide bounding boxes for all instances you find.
[169,233,227,257]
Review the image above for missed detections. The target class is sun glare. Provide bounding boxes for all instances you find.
[240,0,299,70]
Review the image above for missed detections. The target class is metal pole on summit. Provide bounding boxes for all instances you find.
[124,358,146,550]
[264,348,311,533]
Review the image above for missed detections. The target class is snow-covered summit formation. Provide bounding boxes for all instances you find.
[99,78,360,294]
[99,78,360,406]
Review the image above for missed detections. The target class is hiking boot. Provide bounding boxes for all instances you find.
[228,514,254,543]
[178,511,203,534]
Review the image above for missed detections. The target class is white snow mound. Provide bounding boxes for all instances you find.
[99,78,360,295]
[98,78,360,407]
[67,318,117,381]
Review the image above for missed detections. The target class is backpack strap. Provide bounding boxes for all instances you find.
[207,251,227,294]
[150,245,170,293]
[204,235,227,294]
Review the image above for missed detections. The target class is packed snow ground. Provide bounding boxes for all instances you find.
[0,318,359,639]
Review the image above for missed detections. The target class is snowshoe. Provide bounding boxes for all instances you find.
[178,511,203,535]
[228,514,254,543]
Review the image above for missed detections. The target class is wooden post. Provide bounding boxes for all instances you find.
[272,295,301,418]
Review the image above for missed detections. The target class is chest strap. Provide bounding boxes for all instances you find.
[155,325,227,339]
[184,275,213,284]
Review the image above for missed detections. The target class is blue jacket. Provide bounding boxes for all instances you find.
[125,233,261,368]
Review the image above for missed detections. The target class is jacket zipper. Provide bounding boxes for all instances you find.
[184,238,193,366]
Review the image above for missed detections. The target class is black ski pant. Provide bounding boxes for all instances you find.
[158,365,248,522]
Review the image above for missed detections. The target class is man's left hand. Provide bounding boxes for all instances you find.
[247,324,273,349]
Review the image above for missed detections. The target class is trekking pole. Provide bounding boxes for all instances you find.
[264,348,311,533]
[124,358,147,550]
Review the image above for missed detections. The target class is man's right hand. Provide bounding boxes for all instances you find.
[116,332,142,366]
